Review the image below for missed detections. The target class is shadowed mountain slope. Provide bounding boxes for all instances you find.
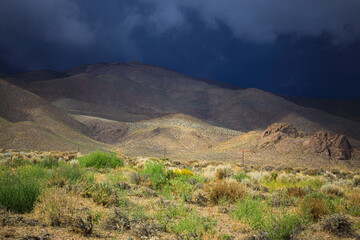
[282,95,360,123]
[0,79,108,152]
[4,69,69,86]
[19,62,360,141]
[74,113,241,157]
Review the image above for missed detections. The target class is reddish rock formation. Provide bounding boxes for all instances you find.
[309,131,352,160]
[260,122,300,147]
[262,122,300,138]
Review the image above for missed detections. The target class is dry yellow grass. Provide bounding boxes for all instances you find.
[347,188,360,207]
[206,179,246,204]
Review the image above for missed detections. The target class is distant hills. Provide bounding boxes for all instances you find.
[12,62,360,138]
[0,61,359,166]
[0,79,108,152]
[282,95,360,123]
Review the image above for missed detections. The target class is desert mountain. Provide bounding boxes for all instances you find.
[73,113,241,157]
[1,62,360,167]
[0,79,108,152]
[4,69,69,86]
[16,61,360,143]
[282,95,360,123]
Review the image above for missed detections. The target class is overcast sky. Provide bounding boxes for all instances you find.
[0,0,360,99]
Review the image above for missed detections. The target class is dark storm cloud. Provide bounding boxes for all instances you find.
[0,0,360,98]
[174,0,360,43]
[136,0,360,43]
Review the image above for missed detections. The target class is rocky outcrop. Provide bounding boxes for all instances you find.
[260,123,300,147]
[309,131,352,160]
[262,122,300,138]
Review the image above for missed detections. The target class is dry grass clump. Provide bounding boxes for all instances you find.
[303,168,322,176]
[295,172,308,182]
[192,189,209,206]
[353,175,360,187]
[347,188,360,216]
[198,160,224,168]
[348,188,360,207]
[215,165,233,180]
[321,183,344,197]
[248,171,270,184]
[324,171,337,181]
[130,157,153,169]
[207,179,246,204]
[202,166,216,182]
[286,187,307,198]
[300,192,330,221]
[201,231,222,240]
[104,207,131,231]
[277,172,296,184]
[241,178,252,188]
[321,214,354,237]
[332,179,353,187]
[128,171,151,187]
[34,187,99,235]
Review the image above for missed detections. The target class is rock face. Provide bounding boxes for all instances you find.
[260,123,300,147]
[262,122,300,138]
[309,131,352,160]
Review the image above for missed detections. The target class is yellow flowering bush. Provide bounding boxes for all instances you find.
[173,168,194,176]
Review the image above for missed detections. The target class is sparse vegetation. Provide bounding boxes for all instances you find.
[353,175,360,186]
[155,201,217,239]
[142,160,167,189]
[38,156,59,169]
[301,192,331,221]
[347,188,360,216]
[321,214,354,237]
[232,197,265,229]
[0,150,359,239]
[321,183,345,197]
[207,179,246,204]
[0,165,47,213]
[232,172,251,182]
[263,210,303,239]
[78,151,124,169]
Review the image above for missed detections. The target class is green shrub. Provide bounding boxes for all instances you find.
[219,233,232,240]
[78,151,124,169]
[167,176,196,202]
[131,205,149,222]
[301,192,332,221]
[171,210,217,239]
[83,182,119,206]
[300,176,326,190]
[263,210,302,239]
[232,197,265,229]
[143,160,167,189]
[155,202,184,231]
[10,158,32,168]
[129,171,151,186]
[232,172,251,182]
[0,166,47,213]
[51,163,85,185]
[155,201,216,239]
[38,156,59,169]
[233,197,303,238]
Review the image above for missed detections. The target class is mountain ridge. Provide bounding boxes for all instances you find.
[7,61,359,142]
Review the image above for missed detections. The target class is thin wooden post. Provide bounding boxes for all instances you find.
[242,150,245,165]
[328,149,331,172]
